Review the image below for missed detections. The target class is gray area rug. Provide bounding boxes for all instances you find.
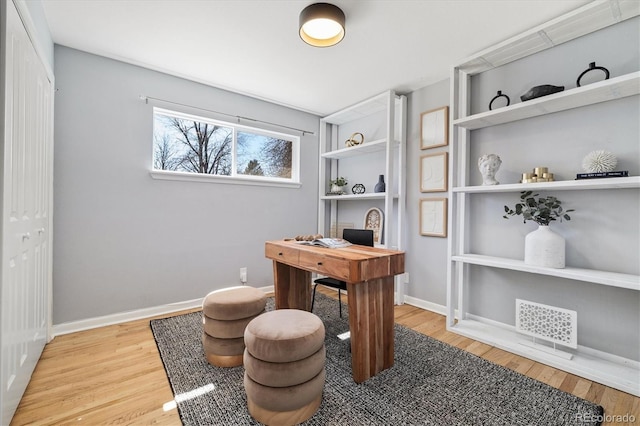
[150,293,603,425]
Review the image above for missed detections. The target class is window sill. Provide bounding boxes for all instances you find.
[149,170,302,188]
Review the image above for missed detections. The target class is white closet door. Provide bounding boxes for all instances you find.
[1,1,53,424]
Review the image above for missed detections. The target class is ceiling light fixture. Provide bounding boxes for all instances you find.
[299,3,345,47]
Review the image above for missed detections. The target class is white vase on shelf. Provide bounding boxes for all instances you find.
[524,225,565,269]
[330,184,345,193]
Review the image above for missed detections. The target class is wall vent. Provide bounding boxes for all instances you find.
[515,299,577,358]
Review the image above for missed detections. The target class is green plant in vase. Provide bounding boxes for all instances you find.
[329,177,348,194]
[330,177,348,187]
[503,191,574,269]
[503,191,573,225]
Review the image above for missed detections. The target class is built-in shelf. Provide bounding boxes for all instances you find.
[320,192,398,201]
[453,72,640,130]
[452,254,640,291]
[453,176,640,193]
[447,1,640,397]
[321,138,399,160]
[456,0,640,75]
[450,319,640,397]
[318,90,406,285]
[322,92,403,125]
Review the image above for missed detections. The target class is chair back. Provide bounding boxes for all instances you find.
[342,228,374,247]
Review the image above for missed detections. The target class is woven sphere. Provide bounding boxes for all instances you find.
[582,150,617,173]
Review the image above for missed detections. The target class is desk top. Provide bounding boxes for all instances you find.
[265,239,405,283]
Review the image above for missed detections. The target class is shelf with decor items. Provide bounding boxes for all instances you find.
[453,71,639,130]
[318,90,407,300]
[320,192,400,201]
[447,1,640,397]
[320,138,398,159]
[453,176,640,193]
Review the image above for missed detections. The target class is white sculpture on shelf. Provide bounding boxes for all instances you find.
[582,150,617,173]
[478,154,502,185]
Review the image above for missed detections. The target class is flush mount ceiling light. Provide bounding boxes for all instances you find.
[299,3,345,47]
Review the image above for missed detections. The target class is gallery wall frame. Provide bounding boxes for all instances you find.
[420,198,447,237]
[420,106,449,150]
[420,152,448,192]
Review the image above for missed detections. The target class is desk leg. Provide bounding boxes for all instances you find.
[272,261,311,310]
[347,276,395,383]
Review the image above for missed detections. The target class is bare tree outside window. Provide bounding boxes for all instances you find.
[153,133,180,171]
[152,108,298,183]
[153,113,232,175]
[237,131,292,178]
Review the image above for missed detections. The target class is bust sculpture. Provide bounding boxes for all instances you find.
[478,154,502,185]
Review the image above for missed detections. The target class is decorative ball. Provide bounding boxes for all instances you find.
[352,183,365,195]
[582,150,617,173]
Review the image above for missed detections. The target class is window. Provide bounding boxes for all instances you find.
[151,108,300,186]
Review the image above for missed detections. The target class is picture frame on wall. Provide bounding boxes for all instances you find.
[420,198,447,237]
[420,106,448,150]
[420,152,448,192]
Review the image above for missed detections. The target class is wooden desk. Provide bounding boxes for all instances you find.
[265,240,405,383]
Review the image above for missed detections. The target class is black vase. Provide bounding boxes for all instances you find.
[374,175,385,193]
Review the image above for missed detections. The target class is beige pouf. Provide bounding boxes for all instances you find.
[243,309,325,425]
[202,286,266,367]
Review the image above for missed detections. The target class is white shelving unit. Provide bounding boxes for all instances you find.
[447,0,640,396]
[318,90,407,301]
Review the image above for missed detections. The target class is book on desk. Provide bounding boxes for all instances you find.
[298,238,352,249]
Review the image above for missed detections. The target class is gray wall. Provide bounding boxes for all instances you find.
[464,17,640,360]
[405,80,450,306]
[53,46,320,324]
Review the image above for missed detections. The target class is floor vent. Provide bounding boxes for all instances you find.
[515,299,577,359]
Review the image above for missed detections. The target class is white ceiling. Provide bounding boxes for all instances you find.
[41,0,591,116]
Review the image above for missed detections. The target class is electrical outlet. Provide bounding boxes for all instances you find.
[240,267,247,284]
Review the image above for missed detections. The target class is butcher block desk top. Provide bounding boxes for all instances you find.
[264,239,405,283]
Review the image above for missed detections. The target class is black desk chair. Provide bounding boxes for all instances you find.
[311,228,374,317]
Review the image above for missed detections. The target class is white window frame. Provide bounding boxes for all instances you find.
[150,107,301,188]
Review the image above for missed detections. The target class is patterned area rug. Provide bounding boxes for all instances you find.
[150,293,603,425]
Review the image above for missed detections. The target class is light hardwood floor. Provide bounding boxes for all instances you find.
[11,288,640,425]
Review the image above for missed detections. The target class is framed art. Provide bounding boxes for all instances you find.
[420,106,448,149]
[420,198,447,237]
[420,152,448,192]
[363,207,383,245]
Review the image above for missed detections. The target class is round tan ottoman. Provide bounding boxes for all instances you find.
[243,309,325,425]
[202,286,266,367]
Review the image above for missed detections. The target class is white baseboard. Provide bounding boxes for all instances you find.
[51,285,274,337]
[402,295,448,316]
[50,287,443,338]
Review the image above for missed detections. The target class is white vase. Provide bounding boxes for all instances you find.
[330,184,344,193]
[524,225,565,269]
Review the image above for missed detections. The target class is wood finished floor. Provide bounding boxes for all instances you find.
[11,287,640,425]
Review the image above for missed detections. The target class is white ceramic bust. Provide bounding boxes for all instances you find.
[478,154,502,185]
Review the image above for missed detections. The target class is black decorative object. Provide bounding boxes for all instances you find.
[374,175,386,193]
[352,183,365,195]
[577,62,610,87]
[489,90,510,110]
[520,85,564,102]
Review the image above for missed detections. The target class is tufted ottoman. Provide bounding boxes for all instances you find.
[244,309,326,426]
[202,286,267,367]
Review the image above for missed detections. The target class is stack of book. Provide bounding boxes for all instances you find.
[575,171,629,180]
